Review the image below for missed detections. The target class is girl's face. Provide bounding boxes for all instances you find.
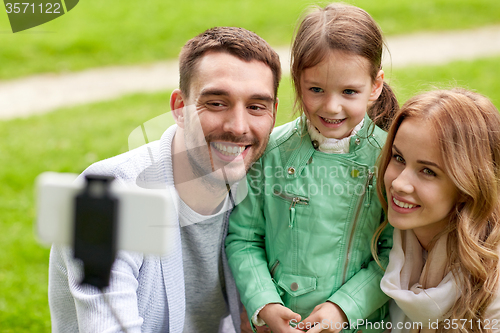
[300,50,383,139]
[384,118,460,249]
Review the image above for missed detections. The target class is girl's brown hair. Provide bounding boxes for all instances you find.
[374,88,500,332]
[291,3,398,130]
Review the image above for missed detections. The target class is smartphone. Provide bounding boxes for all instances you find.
[36,172,176,255]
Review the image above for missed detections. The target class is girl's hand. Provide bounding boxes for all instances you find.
[259,303,303,333]
[300,302,348,333]
[240,306,271,333]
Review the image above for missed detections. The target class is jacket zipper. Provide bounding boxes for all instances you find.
[270,260,280,278]
[342,171,374,284]
[273,190,309,228]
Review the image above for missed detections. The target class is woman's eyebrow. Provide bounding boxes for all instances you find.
[392,145,402,155]
[393,144,443,170]
[417,159,443,170]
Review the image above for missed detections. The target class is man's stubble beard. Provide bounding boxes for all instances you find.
[184,131,271,191]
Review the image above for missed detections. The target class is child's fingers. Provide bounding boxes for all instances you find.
[300,313,320,327]
[278,306,301,322]
[259,304,303,332]
[305,322,324,333]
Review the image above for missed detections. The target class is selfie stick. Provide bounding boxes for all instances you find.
[73,174,118,289]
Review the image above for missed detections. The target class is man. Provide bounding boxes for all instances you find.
[48,27,280,333]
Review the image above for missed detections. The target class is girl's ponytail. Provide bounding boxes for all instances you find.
[368,82,399,131]
[291,3,400,130]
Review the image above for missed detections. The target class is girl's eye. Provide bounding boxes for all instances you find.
[423,168,436,177]
[309,87,323,93]
[343,89,357,95]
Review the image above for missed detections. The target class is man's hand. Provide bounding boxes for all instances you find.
[240,306,271,333]
[258,303,302,333]
[300,302,347,333]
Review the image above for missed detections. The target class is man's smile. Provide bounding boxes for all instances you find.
[210,142,249,160]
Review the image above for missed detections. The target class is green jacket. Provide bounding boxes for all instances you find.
[226,115,393,333]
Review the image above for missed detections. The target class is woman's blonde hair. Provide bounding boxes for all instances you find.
[373,88,500,332]
[291,2,399,130]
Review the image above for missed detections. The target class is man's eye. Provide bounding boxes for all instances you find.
[249,105,263,111]
[208,102,224,107]
[309,87,323,93]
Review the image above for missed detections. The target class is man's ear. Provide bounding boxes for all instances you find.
[170,89,186,128]
[271,98,279,130]
[369,70,385,101]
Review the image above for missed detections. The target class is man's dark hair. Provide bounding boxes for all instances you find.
[179,27,281,102]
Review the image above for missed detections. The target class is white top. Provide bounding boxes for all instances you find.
[381,228,500,333]
[49,125,242,333]
[307,118,364,154]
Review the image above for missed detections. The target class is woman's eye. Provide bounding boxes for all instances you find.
[393,154,404,163]
[423,168,436,176]
[309,87,323,93]
[344,89,357,95]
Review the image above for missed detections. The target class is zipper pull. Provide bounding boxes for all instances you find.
[289,197,299,210]
[270,260,280,277]
[365,172,374,207]
[289,198,298,228]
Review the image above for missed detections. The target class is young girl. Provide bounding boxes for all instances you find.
[226,3,399,332]
[374,88,500,332]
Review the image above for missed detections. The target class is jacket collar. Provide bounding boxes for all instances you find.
[283,114,379,179]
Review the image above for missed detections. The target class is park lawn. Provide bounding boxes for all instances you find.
[1,55,500,331]
[0,93,170,332]
[391,57,500,107]
[1,0,500,79]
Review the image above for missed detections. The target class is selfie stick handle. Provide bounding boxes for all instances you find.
[73,174,118,289]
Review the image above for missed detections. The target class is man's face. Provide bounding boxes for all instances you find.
[175,51,277,185]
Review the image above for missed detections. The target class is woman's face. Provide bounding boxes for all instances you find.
[384,117,460,249]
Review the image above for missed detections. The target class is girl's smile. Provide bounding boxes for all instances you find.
[319,116,345,127]
[299,50,384,139]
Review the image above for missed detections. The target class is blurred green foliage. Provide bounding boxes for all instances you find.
[2,53,500,329]
[1,0,500,331]
[0,92,170,332]
[391,57,500,108]
[1,0,500,79]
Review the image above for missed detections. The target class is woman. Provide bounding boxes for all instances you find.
[373,88,500,332]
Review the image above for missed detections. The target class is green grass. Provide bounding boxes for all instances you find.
[0,93,170,332]
[1,0,500,79]
[1,53,500,331]
[390,56,500,108]
[1,0,500,330]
